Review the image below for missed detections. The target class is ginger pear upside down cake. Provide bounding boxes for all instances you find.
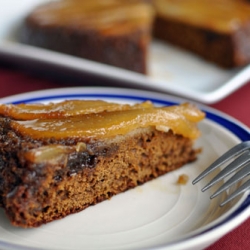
[20,0,250,72]
[0,100,205,228]
[153,0,250,68]
[20,0,154,74]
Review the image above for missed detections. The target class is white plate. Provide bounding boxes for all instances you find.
[1,0,250,104]
[0,87,249,250]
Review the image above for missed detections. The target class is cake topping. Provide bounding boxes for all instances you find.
[5,101,205,140]
[26,0,154,35]
[0,100,153,120]
[155,0,250,33]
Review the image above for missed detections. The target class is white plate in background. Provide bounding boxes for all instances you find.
[0,0,250,104]
[0,87,249,250]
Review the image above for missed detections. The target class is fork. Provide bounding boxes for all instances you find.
[192,141,250,206]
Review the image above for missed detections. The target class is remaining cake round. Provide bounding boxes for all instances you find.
[20,0,154,74]
[153,0,250,68]
[20,0,250,70]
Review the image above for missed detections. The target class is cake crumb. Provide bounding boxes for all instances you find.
[177,174,189,185]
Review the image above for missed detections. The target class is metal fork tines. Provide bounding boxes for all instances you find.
[193,141,250,206]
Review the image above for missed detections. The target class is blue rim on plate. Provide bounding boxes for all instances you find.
[0,87,249,250]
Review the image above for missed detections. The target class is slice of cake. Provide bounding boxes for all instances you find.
[20,0,250,72]
[20,0,154,74]
[153,0,250,68]
[0,100,205,228]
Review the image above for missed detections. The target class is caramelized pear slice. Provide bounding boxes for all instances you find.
[0,100,153,120]
[11,103,205,140]
[23,143,87,165]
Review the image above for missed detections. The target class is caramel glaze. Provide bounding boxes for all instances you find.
[155,0,250,33]
[26,0,154,36]
[4,101,205,141]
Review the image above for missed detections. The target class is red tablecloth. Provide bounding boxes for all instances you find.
[0,65,249,250]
